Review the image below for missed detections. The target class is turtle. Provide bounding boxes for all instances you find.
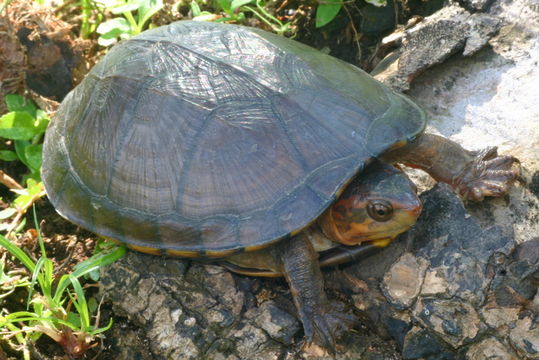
[41,21,519,351]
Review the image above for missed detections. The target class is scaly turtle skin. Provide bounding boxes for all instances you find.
[41,21,519,351]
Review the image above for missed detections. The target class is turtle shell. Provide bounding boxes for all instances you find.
[42,21,426,257]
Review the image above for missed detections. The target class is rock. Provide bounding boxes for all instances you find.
[101,251,401,359]
[462,12,501,55]
[406,0,539,242]
[413,298,481,348]
[401,326,454,360]
[381,253,428,310]
[465,337,517,360]
[372,3,501,91]
[100,253,288,359]
[251,301,300,345]
[460,0,495,12]
[359,0,396,36]
[510,316,539,357]
[344,184,534,359]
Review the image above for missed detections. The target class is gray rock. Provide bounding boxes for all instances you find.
[100,255,283,360]
[406,0,539,243]
[251,301,300,345]
[101,251,401,359]
[460,0,495,12]
[401,326,454,360]
[344,184,534,359]
[381,253,428,310]
[465,337,517,360]
[372,4,501,91]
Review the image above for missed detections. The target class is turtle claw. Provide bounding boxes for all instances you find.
[454,147,520,201]
[300,300,356,353]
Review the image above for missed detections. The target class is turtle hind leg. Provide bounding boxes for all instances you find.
[383,133,520,201]
[273,233,356,352]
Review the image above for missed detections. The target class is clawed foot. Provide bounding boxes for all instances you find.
[299,300,356,353]
[453,147,520,201]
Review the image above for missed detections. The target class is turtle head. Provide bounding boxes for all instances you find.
[320,160,422,247]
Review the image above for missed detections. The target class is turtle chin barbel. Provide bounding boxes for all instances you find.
[42,21,519,352]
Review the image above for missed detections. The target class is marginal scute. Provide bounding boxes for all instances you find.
[42,21,426,254]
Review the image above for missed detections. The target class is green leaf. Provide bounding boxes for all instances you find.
[96,17,132,34]
[66,311,82,328]
[0,208,17,220]
[87,297,99,314]
[216,0,232,14]
[0,112,39,140]
[34,110,50,135]
[190,0,202,16]
[23,144,42,172]
[14,139,30,169]
[137,0,164,30]
[231,0,253,11]
[110,2,139,14]
[12,179,44,209]
[97,18,134,46]
[73,245,126,275]
[98,34,120,47]
[5,95,37,116]
[316,0,342,28]
[0,150,18,161]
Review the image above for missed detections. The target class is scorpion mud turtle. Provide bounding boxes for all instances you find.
[42,21,519,351]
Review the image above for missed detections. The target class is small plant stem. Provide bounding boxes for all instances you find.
[276,0,288,13]
[0,170,24,190]
[80,0,93,38]
[5,186,46,238]
[123,11,139,34]
[243,5,281,33]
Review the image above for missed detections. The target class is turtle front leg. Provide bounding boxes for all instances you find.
[383,133,520,201]
[272,233,355,352]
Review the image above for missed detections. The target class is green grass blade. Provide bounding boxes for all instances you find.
[54,265,97,304]
[0,234,36,272]
[32,206,46,257]
[89,317,113,335]
[2,313,80,330]
[73,245,126,276]
[68,275,90,331]
[28,256,46,306]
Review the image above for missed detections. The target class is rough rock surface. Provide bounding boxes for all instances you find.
[100,0,538,358]
[372,3,502,91]
[406,0,539,241]
[101,254,401,359]
[340,184,537,359]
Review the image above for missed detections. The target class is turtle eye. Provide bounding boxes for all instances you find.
[367,200,394,222]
